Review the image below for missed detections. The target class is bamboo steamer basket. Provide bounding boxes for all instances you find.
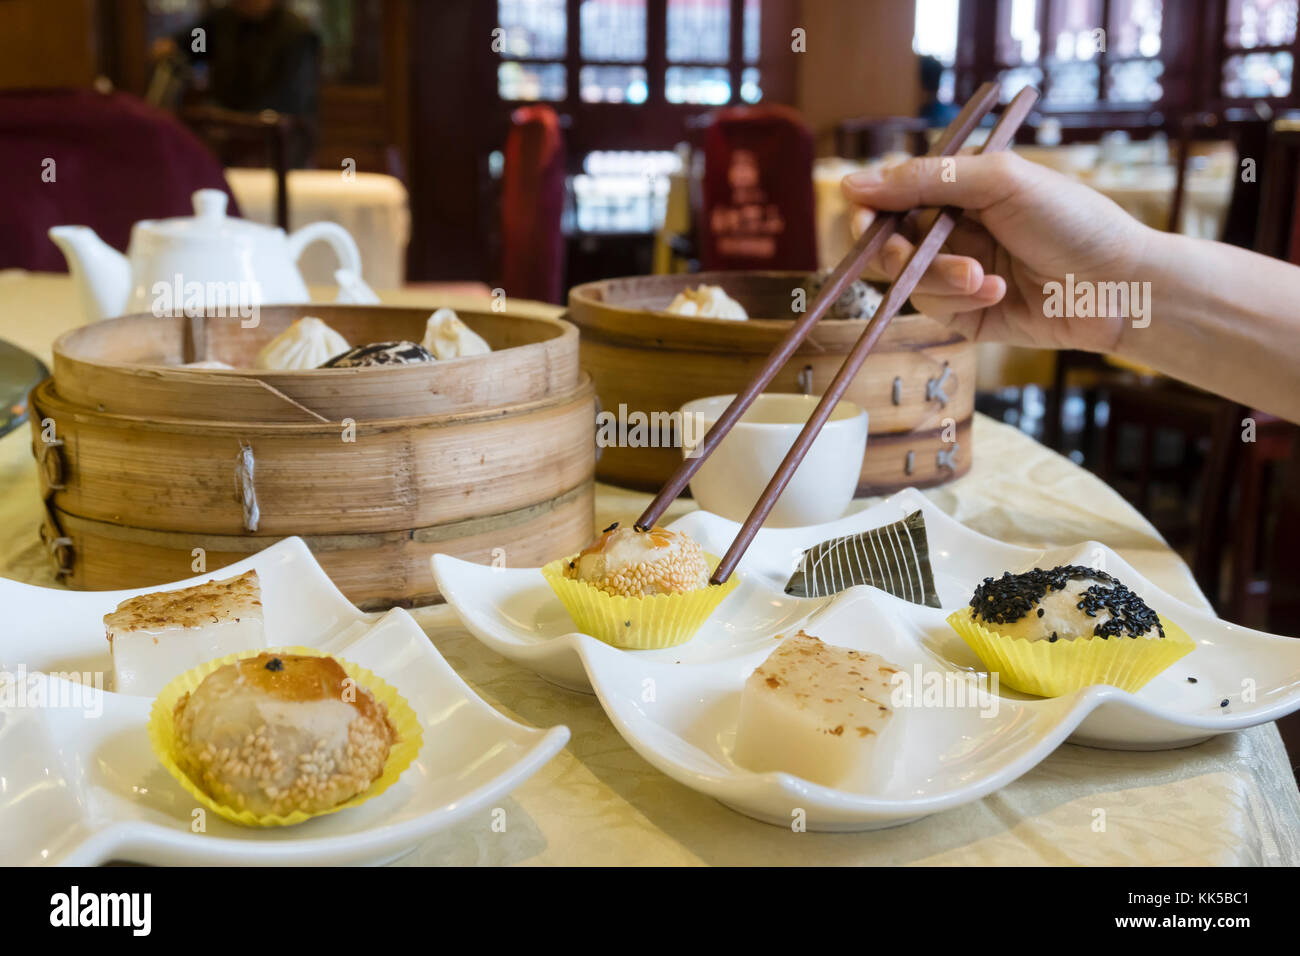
[34,305,596,608]
[567,272,973,495]
[51,304,581,421]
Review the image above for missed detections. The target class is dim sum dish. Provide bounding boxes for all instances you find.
[434,487,1300,830]
[0,537,569,863]
[154,648,415,825]
[40,303,594,610]
[946,566,1195,696]
[664,284,749,319]
[255,316,351,370]
[784,509,940,606]
[541,523,738,649]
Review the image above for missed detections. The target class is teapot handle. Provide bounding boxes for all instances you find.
[285,221,363,277]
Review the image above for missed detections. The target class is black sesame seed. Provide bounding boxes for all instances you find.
[966,565,1162,639]
[1187,677,1198,684]
[602,522,619,534]
[1220,698,1229,708]
[265,657,284,672]
[624,620,632,627]
[1049,633,1059,643]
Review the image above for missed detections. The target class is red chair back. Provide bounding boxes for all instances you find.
[501,105,566,304]
[0,88,237,272]
[699,105,817,272]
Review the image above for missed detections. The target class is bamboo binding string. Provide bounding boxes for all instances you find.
[635,80,1003,533]
[711,85,1041,585]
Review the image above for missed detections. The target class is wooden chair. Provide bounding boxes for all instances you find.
[1097,380,1239,573]
[1087,115,1300,626]
[1257,116,1300,258]
[181,105,299,230]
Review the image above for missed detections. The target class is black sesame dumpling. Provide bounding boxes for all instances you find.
[967,565,1166,642]
[798,271,884,320]
[319,341,436,368]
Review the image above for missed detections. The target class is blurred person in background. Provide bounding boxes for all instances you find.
[152,0,320,167]
[917,55,960,129]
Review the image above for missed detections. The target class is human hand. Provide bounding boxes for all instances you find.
[842,152,1156,354]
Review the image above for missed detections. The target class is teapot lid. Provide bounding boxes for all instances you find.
[136,189,281,241]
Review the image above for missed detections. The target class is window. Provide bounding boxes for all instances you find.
[497,0,568,101]
[568,150,682,233]
[579,0,649,103]
[496,0,764,106]
[994,0,1045,101]
[1221,0,1298,99]
[663,0,738,104]
[914,0,960,102]
[947,1,1300,127]
[979,0,1164,108]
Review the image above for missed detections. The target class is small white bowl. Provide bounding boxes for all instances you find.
[679,393,868,527]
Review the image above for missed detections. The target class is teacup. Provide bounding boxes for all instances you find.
[678,393,868,528]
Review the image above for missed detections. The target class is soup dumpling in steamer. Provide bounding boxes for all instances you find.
[255,316,350,370]
[421,308,492,360]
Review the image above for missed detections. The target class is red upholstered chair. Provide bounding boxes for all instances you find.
[500,105,566,305]
[0,88,237,273]
[699,105,817,272]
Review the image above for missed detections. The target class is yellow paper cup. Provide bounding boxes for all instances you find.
[946,611,1195,697]
[542,554,739,649]
[148,645,422,828]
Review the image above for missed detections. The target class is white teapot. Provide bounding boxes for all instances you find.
[49,188,375,322]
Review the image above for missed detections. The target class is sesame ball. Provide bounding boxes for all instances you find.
[172,653,395,816]
[566,524,711,597]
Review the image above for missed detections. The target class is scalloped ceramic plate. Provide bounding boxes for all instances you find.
[0,538,569,865]
[433,488,1300,830]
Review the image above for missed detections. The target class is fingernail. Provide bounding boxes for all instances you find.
[845,169,883,188]
[884,249,905,273]
[943,261,973,290]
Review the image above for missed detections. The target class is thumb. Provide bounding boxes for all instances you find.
[840,152,1033,213]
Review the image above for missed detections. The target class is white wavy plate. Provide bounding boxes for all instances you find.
[0,538,569,865]
[433,489,1300,830]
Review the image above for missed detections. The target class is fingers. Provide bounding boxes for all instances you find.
[858,229,987,297]
[909,276,1007,321]
[841,152,1035,213]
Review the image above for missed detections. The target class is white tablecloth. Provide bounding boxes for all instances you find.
[1088,167,1234,240]
[3,273,1297,865]
[225,168,410,290]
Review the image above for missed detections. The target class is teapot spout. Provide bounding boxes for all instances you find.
[48,225,131,322]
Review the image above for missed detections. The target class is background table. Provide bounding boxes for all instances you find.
[224,168,410,291]
[2,271,1297,865]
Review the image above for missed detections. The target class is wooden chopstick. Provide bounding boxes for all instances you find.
[633,81,1003,533]
[709,85,1041,585]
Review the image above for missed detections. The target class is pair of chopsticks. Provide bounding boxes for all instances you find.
[636,81,1040,585]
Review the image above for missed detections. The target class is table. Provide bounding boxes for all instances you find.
[3,272,1298,865]
[1088,166,1234,240]
[224,168,410,291]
